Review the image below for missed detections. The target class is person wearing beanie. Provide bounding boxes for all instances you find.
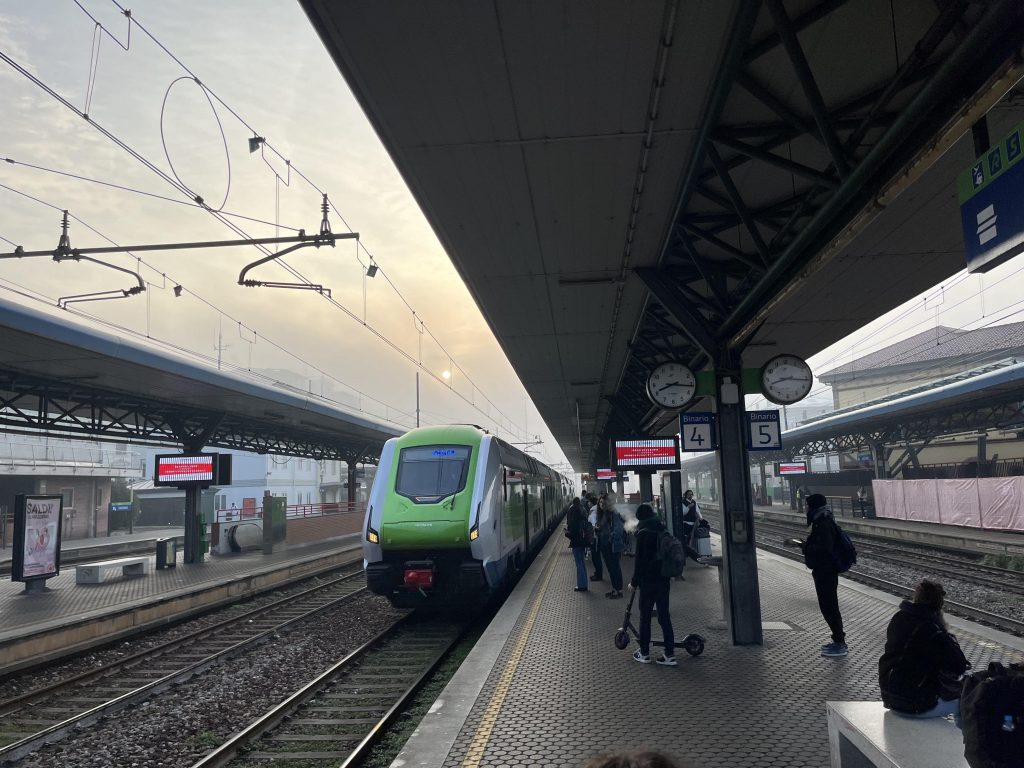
[627,503,676,666]
[800,493,848,657]
[879,580,969,720]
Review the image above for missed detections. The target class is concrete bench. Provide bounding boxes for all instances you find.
[827,701,968,768]
[75,556,149,584]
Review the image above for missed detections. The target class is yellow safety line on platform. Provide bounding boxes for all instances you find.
[460,543,560,768]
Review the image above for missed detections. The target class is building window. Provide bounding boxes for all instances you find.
[61,487,74,509]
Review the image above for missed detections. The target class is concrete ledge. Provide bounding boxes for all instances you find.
[0,544,360,675]
[826,701,967,768]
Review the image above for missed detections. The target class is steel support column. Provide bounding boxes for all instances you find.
[638,472,654,504]
[715,350,763,645]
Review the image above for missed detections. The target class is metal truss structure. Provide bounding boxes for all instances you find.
[0,371,382,464]
[600,0,1024,466]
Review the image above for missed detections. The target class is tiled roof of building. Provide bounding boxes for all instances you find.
[819,321,1024,380]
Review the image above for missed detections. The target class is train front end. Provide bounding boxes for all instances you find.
[363,425,485,607]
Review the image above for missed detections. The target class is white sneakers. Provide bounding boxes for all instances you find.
[633,649,677,666]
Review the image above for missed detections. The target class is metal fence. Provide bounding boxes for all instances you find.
[0,440,144,471]
[903,458,1024,479]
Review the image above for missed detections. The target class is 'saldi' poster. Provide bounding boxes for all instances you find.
[12,494,63,582]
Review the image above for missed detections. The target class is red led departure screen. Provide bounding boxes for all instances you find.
[155,455,215,485]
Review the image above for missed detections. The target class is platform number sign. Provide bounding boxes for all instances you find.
[747,410,782,451]
[680,412,716,452]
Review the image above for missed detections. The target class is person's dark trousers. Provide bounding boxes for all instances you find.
[638,580,674,656]
[590,541,603,579]
[812,569,845,644]
[602,544,622,591]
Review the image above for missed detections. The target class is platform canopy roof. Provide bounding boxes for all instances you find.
[301,0,1024,470]
[0,298,401,462]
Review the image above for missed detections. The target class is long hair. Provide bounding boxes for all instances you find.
[583,753,684,768]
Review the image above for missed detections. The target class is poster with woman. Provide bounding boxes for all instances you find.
[12,494,64,582]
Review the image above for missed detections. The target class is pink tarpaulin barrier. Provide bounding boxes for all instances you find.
[872,480,905,520]
[903,480,941,523]
[936,479,982,527]
[977,477,1024,531]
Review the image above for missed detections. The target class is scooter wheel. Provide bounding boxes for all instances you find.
[613,630,630,650]
[682,633,705,656]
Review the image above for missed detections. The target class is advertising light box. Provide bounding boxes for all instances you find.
[12,494,63,582]
[155,454,216,486]
[596,469,618,480]
[610,438,680,471]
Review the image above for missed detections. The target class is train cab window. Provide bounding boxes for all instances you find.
[396,445,471,503]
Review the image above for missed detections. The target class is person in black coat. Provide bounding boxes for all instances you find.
[800,493,847,657]
[879,580,969,720]
[628,504,675,666]
[565,498,589,592]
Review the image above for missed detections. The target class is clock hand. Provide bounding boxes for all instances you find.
[657,381,682,392]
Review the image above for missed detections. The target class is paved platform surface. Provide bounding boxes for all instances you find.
[396,531,1024,768]
[0,535,360,643]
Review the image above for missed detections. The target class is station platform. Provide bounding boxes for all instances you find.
[702,501,1024,558]
[395,531,1024,768]
[0,527,186,573]
[0,534,361,674]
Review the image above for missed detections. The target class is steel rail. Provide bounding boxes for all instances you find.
[0,561,364,715]
[0,575,369,763]
[187,614,465,768]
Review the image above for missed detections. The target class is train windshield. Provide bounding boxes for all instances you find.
[396,445,471,503]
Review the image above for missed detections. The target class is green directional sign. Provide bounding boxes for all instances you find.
[957,120,1024,273]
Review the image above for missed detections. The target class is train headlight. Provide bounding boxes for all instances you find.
[367,525,380,544]
[469,526,479,541]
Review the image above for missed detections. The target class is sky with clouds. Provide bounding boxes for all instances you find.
[2,2,1022,480]
[0,1,570,469]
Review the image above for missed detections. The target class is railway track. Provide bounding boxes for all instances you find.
[191,615,466,768]
[700,510,1024,637]
[0,563,367,763]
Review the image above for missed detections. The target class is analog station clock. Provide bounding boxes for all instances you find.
[646,362,697,409]
[761,354,813,404]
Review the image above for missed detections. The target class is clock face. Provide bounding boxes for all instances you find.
[761,354,813,405]
[646,362,697,409]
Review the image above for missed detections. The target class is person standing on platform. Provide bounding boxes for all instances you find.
[588,493,604,582]
[598,493,625,598]
[673,489,704,579]
[800,493,848,657]
[565,497,589,592]
[628,503,676,665]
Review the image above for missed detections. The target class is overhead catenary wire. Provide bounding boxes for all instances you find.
[1,13,533,443]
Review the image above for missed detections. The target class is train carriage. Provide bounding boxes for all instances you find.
[363,425,571,607]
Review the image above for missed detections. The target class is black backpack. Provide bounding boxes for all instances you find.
[657,530,685,578]
[832,525,857,572]
[961,662,1024,768]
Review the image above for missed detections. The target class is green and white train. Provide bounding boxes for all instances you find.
[363,424,573,607]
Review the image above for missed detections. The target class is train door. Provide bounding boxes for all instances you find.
[522,485,529,551]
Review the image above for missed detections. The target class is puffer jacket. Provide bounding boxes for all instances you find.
[630,516,668,588]
[879,601,969,713]
[801,507,839,572]
[564,504,588,548]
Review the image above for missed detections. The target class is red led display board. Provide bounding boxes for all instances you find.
[155,454,215,485]
[609,438,680,471]
[596,469,618,480]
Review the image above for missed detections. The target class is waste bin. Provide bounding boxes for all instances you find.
[155,537,177,569]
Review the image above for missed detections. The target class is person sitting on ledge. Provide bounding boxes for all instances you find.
[878,579,970,723]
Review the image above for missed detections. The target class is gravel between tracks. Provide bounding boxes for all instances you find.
[852,554,1024,625]
[1,572,354,699]
[14,592,404,768]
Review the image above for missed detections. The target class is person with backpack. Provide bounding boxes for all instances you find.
[627,503,676,666]
[588,493,604,582]
[565,497,590,592]
[800,493,848,657]
[879,580,969,721]
[598,493,625,598]
[672,489,704,580]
